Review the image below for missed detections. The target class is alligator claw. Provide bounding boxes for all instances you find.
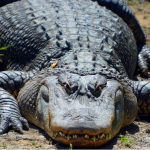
[138,45,150,77]
[0,129,3,134]
[0,114,29,134]
[19,117,29,130]
[0,116,10,134]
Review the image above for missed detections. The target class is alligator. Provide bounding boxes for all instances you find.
[0,0,150,147]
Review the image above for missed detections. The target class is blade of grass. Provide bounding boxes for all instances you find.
[0,45,14,50]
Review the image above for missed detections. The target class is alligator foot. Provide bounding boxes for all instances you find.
[0,114,29,134]
[130,80,150,115]
[0,88,29,134]
[138,45,150,77]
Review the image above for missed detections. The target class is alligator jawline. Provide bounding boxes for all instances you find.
[50,129,111,142]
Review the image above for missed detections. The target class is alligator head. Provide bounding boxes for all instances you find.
[18,71,136,147]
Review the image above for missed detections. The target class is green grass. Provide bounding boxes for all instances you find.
[0,38,14,56]
[31,141,42,148]
[137,6,144,11]
[69,143,73,150]
[143,16,148,19]
[118,134,136,147]
[31,141,36,146]
[0,45,14,50]
[3,142,6,148]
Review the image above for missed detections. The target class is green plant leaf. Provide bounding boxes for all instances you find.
[118,133,135,147]
[69,143,73,150]
[0,45,14,50]
[31,141,36,146]
[3,142,6,148]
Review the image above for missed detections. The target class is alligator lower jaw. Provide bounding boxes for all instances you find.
[49,129,112,147]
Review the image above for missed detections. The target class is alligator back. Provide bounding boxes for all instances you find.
[0,0,137,78]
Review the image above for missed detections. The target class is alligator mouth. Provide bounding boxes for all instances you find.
[51,130,111,141]
[48,128,112,147]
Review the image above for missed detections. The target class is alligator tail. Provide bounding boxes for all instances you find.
[94,0,146,44]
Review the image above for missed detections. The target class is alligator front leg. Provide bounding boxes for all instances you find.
[138,45,150,77]
[130,80,150,115]
[0,71,34,133]
[0,88,29,133]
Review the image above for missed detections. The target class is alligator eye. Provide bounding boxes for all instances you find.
[95,85,106,97]
[115,89,123,103]
[71,84,78,93]
[88,84,95,95]
[94,86,101,97]
[41,85,49,101]
[90,85,101,97]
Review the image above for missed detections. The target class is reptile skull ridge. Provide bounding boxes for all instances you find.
[35,72,124,147]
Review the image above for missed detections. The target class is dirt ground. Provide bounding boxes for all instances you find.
[128,0,150,47]
[0,1,150,149]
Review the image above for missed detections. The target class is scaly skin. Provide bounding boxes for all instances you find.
[0,0,150,147]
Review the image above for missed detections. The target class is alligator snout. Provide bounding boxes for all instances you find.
[50,104,114,135]
[69,108,96,121]
[47,81,115,135]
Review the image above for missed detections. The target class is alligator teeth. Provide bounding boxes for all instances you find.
[67,135,69,140]
[109,133,111,139]
[50,128,111,142]
[85,135,89,139]
[59,132,63,136]
[92,136,96,142]
[55,132,58,136]
[54,132,58,137]
[100,134,105,139]
[67,135,71,141]
[105,134,109,139]
[73,135,78,138]
[106,133,111,139]
[105,134,108,139]
[50,130,54,137]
